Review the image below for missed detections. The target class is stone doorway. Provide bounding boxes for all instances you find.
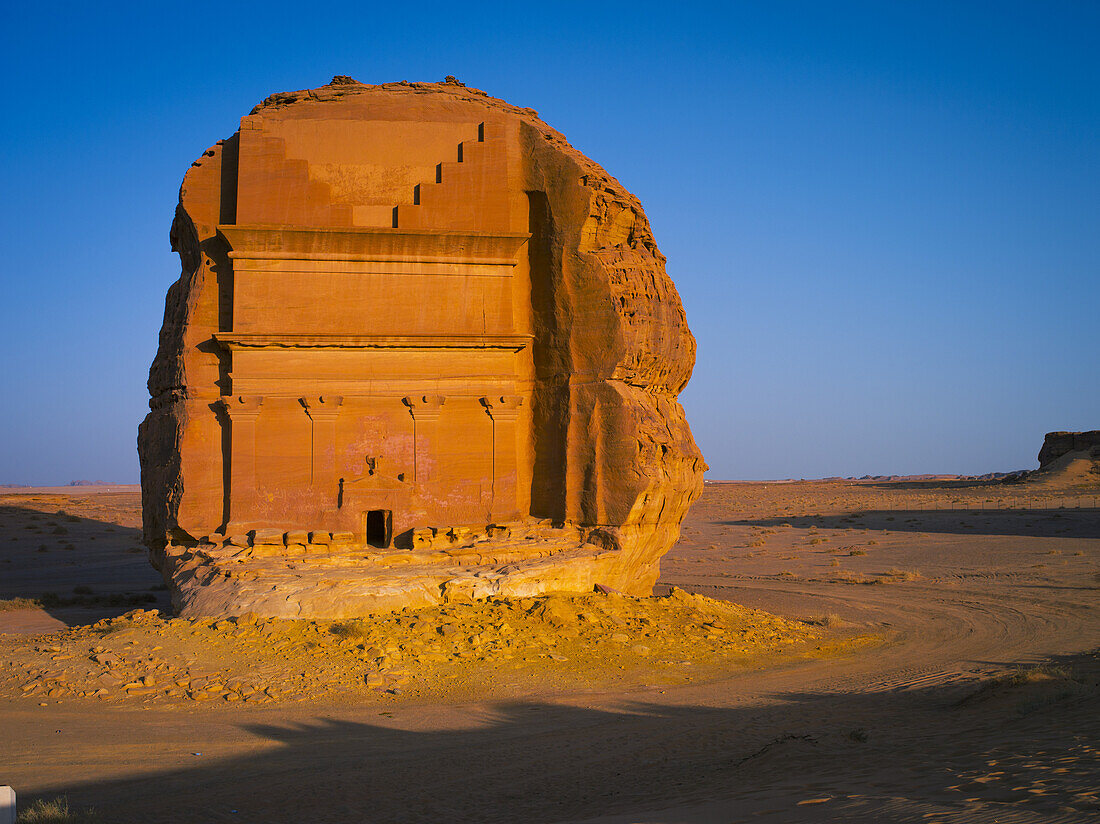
[364,509,392,548]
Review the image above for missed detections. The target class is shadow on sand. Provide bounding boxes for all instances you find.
[722,508,1100,540]
[0,503,168,624]
[15,651,1098,823]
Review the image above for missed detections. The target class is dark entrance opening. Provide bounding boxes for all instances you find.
[365,509,391,548]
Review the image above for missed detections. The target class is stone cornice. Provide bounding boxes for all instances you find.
[218,224,530,265]
[213,333,531,351]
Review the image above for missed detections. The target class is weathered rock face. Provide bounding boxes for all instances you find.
[138,77,705,618]
[1038,431,1100,468]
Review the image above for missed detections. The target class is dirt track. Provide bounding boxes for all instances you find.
[1,481,1097,823]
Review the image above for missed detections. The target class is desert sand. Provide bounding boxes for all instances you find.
[1,476,1097,823]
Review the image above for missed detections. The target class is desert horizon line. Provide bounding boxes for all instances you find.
[0,468,1038,489]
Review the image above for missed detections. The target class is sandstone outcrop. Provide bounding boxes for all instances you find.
[139,76,705,618]
[1038,431,1100,468]
[1032,430,1100,484]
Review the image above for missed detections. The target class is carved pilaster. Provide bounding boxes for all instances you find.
[481,395,523,521]
[403,395,446,483]
[301,395,343,487]
[219,395,263,526]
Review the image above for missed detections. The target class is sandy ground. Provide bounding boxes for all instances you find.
[1,479,1097,823]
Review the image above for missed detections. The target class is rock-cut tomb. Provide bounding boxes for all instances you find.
[138,76,705,618]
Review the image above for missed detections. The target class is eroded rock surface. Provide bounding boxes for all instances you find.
[1033,430,1100,485]
[1038,431,1100,468]
[139,76,705,618]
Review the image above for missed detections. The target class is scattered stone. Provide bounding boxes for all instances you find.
[0,589,833,707]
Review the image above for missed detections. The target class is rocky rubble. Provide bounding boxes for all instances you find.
[0,590,839,707]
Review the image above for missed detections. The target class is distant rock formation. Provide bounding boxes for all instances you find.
[139,77,705,618]
[1038,431,1100,468]
[1029,430,1100,485]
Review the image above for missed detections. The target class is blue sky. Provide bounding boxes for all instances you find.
[0,1,1096,483]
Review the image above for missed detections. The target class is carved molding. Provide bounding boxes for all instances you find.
[300,395,343,422]
[403,395,446,422]
[218,224,531,266]
[214,333,531,351]
[480,395,523,422]
[219,395,264,420]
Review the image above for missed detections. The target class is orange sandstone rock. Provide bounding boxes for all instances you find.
[138,77,705,618]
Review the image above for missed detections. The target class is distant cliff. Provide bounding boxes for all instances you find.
[1038,431,1100,468]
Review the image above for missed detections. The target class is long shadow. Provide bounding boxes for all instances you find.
[0,501,168,623]
[722,508,1100,539]
[13,650,1098,823]
[861,479,1023,490]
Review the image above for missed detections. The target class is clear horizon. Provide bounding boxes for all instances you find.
[1,1,1097,485]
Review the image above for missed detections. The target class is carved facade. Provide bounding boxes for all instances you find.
[139,77,705,618]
